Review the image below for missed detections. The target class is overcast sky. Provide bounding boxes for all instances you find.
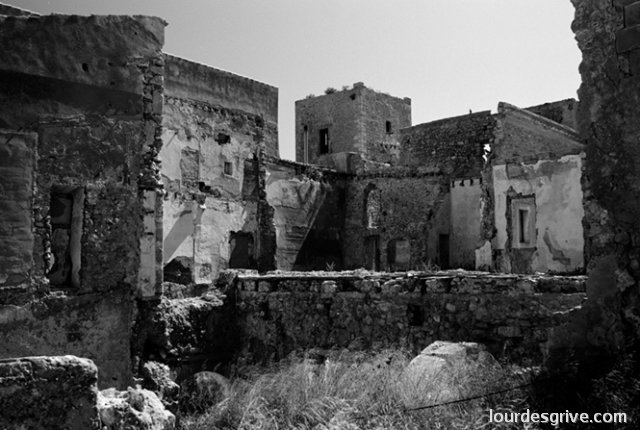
[7,0,581,160]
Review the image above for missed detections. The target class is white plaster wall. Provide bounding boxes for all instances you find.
[492,153,584,273]
[265,166,327,270]
[450,179,482,269]
[194,198,257,283]
[160,101,261,283]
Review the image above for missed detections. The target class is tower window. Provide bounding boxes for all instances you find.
[386,121,392,134]
[319,128,329,154]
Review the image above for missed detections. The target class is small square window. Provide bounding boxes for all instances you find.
[223,162,233,175]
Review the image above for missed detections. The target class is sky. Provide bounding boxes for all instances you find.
[6,0,581,161]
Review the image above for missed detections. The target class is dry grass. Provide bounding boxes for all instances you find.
[179,350,535,430]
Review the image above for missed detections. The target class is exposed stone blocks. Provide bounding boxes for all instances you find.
[0,13,166,388]
[0,355,100,429]
[342,172,448,270]
[295,84,411,165]
[230,271,586,364]
[399,111,495,178]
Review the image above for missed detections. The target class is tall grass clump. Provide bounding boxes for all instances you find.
[179,349,535,430]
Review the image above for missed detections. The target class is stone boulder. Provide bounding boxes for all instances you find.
[179,371,231,413]
[98,386,175,430]
[141,361,180,410]
[401,341,503,409]
[0,355,100,430]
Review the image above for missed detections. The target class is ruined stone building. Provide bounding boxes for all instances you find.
[295,87,584,274]
[0,2,587,396]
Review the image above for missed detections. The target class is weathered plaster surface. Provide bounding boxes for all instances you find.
[492,154,584,273]
[450,178,482,269]
[265,160,331,269]
[164,55,278,157]
[0,13,165,388]
[0,130,36,288]
[160,88,264,282]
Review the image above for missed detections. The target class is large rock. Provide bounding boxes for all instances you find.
[179,371,231,413]
[0,355,100,429]
[98,386,175,430]
[141,361,180,410]
[401,341,503,408]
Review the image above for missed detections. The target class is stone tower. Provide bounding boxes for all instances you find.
[295,82,411,168]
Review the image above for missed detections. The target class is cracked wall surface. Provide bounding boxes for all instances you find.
[492,154,585,274]
[0,12,165,387]
[160,55,278,283]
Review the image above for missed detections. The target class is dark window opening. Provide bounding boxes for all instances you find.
[350,94,356,100]
[510,196,536,249]
[439,234,450,270]
[364,235,381,271]
[387,238,411,270]
[319,128,329,154]
[216,133,231,144]
[386,120,392,134]
[48,187,84,288]
[407,303,424,326]
[518,209,530,243]
[229,232,256,269]
[223,161,233,175]
[163,257,193,285]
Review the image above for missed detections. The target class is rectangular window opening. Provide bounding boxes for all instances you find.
[518,209,530,244]
[223,161,233,176]
[48,186,84,288]
[216,133,231,145]
[319,128,329,154]
[385,120,392,134]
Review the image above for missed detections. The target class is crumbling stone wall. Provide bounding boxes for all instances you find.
[399,111,495,178]
[229,271,586,365]
[160,57,277,283]
[526,98,578,131]
[0,13,165,387]
[342,171,449,270]
[477,103,585,275]
[164,55,278,157]
[295,83,411,165]
[546,0,640,370]
[0,356,100,429]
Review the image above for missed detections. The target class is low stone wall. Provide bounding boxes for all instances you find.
[0,355,100,429]
[229,271,586,365]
